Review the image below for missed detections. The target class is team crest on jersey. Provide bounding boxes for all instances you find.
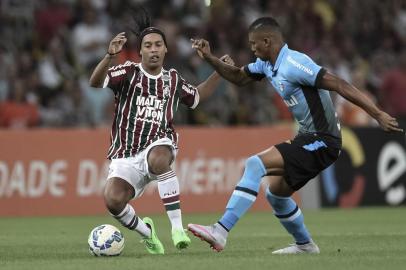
[162,75,171,81]
[163,86,170,98]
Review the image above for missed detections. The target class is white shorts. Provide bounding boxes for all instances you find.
[107,138,177,199]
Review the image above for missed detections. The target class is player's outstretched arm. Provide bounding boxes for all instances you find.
[191,38,253,86]
[197,55,235,101]
[320,71,403,133]
[89,32,127,88]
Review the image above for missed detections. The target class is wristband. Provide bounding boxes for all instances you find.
[107,50,121,56]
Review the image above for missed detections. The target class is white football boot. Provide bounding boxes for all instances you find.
[272,240,320,254]
[187,223,227,252]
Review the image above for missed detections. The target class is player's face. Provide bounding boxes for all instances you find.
[140,33,167,70]
[248,31,269,60]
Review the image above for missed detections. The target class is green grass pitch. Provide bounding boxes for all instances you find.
[1,207,405,270]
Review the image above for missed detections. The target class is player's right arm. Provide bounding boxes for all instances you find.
[320,71,403,133]
[89,32,127,88]
[191,38,254,86]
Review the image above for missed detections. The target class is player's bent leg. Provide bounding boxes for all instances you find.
[265,176,319,254]
[104,177,134,215]
[104,178,157,253]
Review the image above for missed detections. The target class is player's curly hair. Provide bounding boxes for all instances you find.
[129,5,167,47]
[130,5,151,36]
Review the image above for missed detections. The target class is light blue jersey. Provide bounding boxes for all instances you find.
[244,44,341,139]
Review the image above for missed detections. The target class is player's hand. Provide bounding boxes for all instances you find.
[219,54,235,66]
[108,32,127,55]
[376,111,404,133]
[191,38,211,59]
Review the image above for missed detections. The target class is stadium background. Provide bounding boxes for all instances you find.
[0,0,406,216]
[1,1,406,270]
[0,0,405,214]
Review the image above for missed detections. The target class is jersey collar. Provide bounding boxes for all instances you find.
[139,63,163,79]
[272,43,288,75]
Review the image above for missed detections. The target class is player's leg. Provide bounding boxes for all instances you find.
[147,144,191,249]
[265,175,319,254]
[267,134,341,254]
[104,159,164,254]
[188,146,283,251]
[104,177,152,239]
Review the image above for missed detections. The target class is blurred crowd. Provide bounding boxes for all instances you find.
[0,0,405,129]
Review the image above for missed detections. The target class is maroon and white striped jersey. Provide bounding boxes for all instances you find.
[103,61,200,159]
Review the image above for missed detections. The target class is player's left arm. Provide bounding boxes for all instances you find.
[319,71,403,132]
[196,55,234,101]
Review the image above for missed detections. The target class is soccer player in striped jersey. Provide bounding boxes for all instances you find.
[89,8,233,255]
[188,17,403,254]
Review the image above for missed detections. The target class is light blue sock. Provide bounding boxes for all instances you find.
[265,189,311,244]
[218,156,266,231]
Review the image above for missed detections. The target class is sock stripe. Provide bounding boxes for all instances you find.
[158,170,175,178]
[235,186,258,196]
[163,200,180,206]
[275,205,299,219]
[115,205,130,219]
[165,202,180,211]
[162,195,180,204]
[128,216,139,230]
[232,190,256,202]
[157,171,176,181]
[217,221,229,232]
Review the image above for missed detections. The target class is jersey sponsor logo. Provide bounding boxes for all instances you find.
[111,69,126,77]
[135,95,164,123]
[182,84,195,95]
[284,95,299,107]
[108,61,133,71]
[287,56,314,75]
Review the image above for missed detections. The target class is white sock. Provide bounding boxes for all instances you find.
[111,204,151,238]
[157,170,184,231]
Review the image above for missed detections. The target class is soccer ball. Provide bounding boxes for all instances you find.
[88,224,125,256]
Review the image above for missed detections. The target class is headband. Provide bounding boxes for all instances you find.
[139,27,167,47]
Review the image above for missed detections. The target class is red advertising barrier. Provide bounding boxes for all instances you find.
[0,125,295,216]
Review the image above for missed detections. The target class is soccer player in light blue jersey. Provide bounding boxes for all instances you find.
[188,17,403,254]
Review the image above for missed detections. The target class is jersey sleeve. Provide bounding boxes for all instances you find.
[285,52,326,88]
[103,61,134,93]
[176,73,200,109]
[243,58,266,81]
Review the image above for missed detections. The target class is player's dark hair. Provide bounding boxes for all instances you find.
[248,17,281,33]
[129,5,167,47]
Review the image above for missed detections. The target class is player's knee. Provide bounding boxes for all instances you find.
[265,187,289,210]
[148,146,172,174]
[244,155,266,178]
[104,184,130,214]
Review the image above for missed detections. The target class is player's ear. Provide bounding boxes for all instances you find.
[264,38,271,47]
